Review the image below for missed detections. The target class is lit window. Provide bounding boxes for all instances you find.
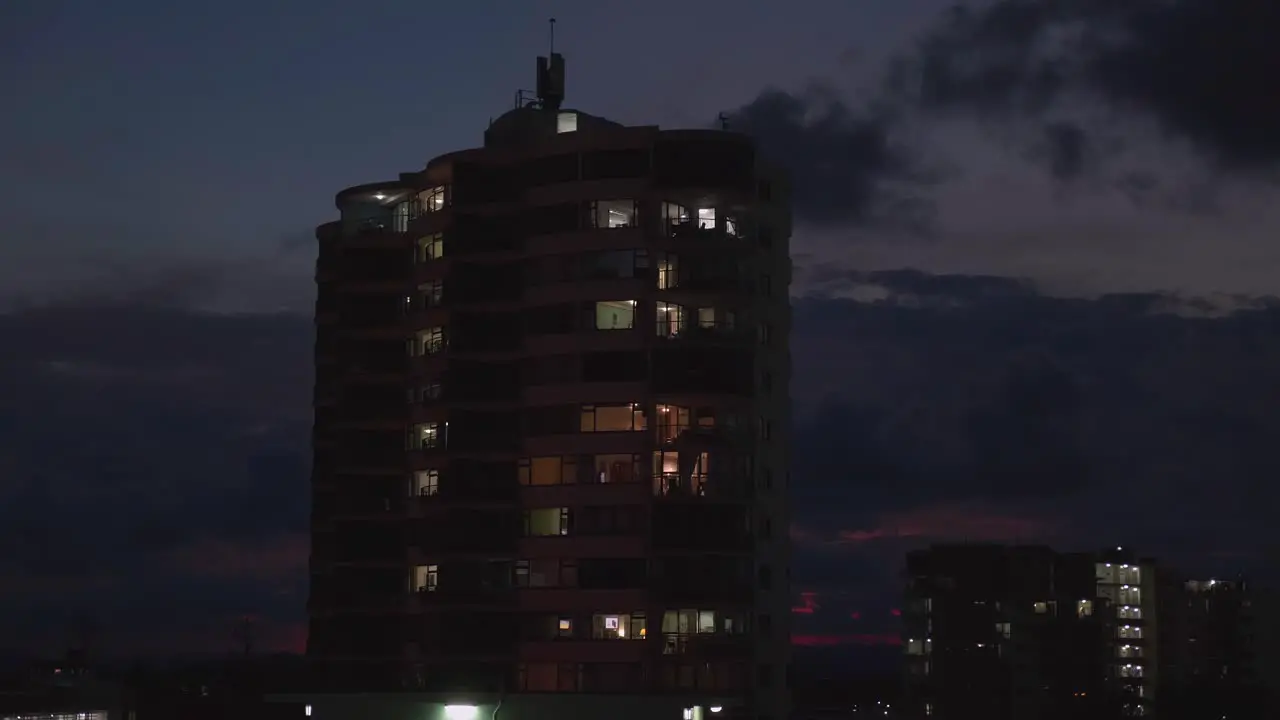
[413,469,439,496]
[592,453,639,483]
[557,112,578,133]
[663,202,690,226]
[580,404,647,432]
[594,300,636,330]
[419,186,446,213]
[410,422,443,450]
[519,456,578,485]
[591,200,637,228]
[413,564,439,592]
[657,254,679,289]
[393,200,413,232]
[724,214,740,237]
[655,404,691,443]
[1034,602,1049,614]
[525,507,571,536]
[592,612,646,640]
[1118,625,1143,640]
[656,302,686,337]
[697,207,716,230]
[558,617,574,636]
[417,234,444,262]
[1078,599,1094,617]
[412,327,446,356]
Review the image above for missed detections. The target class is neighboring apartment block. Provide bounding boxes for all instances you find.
[901,544,1157,719]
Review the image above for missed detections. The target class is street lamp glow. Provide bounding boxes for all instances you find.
[445,705,479,720]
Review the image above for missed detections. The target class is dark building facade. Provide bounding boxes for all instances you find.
[307,54,792,718]
[1158,577,1274,719]
[901,545,1158,719]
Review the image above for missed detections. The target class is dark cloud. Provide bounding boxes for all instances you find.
[791,279,1280,573]
[1031,121,1092,180]
[726,87,928,227]
[730,0,1280,222]
[905,0,1280,173]
[0,305,311,654]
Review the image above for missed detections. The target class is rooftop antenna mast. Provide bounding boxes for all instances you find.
[717,112,730,131]
[535,21,566,113]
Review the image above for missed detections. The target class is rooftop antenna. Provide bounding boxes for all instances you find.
[717,112,730,131]
[535,23,566,113]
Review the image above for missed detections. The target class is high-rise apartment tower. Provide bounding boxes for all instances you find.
[307,54,792,720]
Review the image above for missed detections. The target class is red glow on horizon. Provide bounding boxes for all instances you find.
[890,608,901,616]
[792,634,901,647]
[791,591,820,614]
[850,611,860,620]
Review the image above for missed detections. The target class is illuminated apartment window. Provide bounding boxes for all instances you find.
[416,233,444,262]
[724,214,740,237]
[1118,564,1142,584]
[412,327,446,355]
[557,112,578,133]
[525,507,571,536]
[1078,599,1094,617]
[1118,644,1144,659]
[580,404,647,432]
[592,453,639,483]
[662,202,690,226]
[657,254,679,289]
[1118,605,1143,620]
[593,612,646,640]
[656,301,686,337]
[591,200,637,228]
[1034,602,1049,614]
[413,564,439,593]
[655,404,691,443]
[1119,586,1142,605]
[558,617,574,637]
[392,200,413,232]
[410,422,443,450]
[1117,625,1143,640]
[594,300,636,330]
[653,449,708,497]
[697,207,716,230]
[519,456,578,486]
[1118,663,1144,678]
[413,469,439,496]
[419,185,446,213]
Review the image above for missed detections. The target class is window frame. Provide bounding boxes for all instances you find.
[580,403,647,432]
[590,200,639,229]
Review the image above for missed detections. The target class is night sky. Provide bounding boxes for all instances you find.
[3,0,1279,658]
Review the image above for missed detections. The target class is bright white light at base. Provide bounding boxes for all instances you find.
[305,705,312,716]
[445,705,479,720]
[710,707,723,713]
